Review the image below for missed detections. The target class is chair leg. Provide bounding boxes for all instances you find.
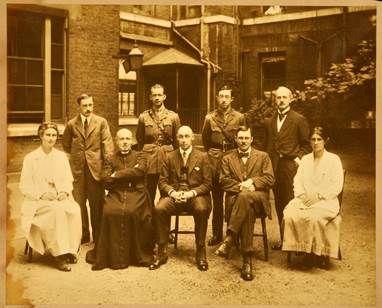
[261,218,268,261]
[174,215,179,249]
[24,241,29,255]
[338,246,342,260]
[287,251,291,264]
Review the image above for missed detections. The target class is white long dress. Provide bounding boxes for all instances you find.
[19,147,82,256]
[282,150,344,258]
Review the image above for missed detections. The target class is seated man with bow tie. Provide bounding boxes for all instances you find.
[149,126,212,271]
[216,126,275,281]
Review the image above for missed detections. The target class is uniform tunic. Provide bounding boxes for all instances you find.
[136,108,181,174]
[282,150,344,258]
[89,150,154,270]
[19,147,82,256]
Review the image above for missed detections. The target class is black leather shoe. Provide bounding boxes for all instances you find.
[215,242,232,259]
[208,235,222,246]
[148,256,168,270]
[56,256,72,272]
[85,249,96,264]
[240,262,253,281]
[271,243,282,250]
[65,254,78,264]
[196,247,208,271]
[168,233,176,244]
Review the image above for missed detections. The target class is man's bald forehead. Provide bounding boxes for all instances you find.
[116,128,132,138]
[276,86,292,96]
[178,125,193,135]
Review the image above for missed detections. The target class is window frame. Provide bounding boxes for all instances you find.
[7,6,67,128]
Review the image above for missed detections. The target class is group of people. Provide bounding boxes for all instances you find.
[19,83,344,281]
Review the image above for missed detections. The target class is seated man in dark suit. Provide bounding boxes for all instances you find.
[216,126,275,281]
[149,125,212,271]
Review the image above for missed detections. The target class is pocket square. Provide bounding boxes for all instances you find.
[194,166,200,171]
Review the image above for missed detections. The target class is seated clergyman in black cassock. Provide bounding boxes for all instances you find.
[86,128,154,270]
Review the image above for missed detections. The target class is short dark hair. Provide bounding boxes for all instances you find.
[310,126,329,142]
[150,84,165,93]
[37,122,59,139]
[236,125,252,136]
[77,94,92,105]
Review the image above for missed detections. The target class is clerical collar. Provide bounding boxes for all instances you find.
[120,150,131,155]
[278,106,290,115]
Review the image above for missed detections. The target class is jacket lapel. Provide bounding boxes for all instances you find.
[174,151,182,178]
[246,148,257,177]
[277,110,293,135]
[87,115,97,137]
[231,150,244,182]
[187,149,198,175]
[74,115,86,139]
[271,114,278,136]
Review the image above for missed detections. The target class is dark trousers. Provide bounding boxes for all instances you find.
[154,196,211,247]
[146,173,160,206]
[72,162,104,242]
[227,192,264,254]
[273,158,297,239]
[211,177,224,239]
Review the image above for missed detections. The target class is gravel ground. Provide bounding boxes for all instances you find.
[5,143,376,305]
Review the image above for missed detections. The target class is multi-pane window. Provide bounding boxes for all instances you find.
[7,8,66,124]
[119,66,137,117]
[260,53,286,95]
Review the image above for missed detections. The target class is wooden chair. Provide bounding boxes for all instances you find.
[287,170,346,263]
[24,240,33,262]
[170,211,195,249]
[253,215,269,261]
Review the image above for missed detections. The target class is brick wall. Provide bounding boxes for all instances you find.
[67,5,120,135]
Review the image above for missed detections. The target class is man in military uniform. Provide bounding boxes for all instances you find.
[202,85,246,246]
[136,84,181,205]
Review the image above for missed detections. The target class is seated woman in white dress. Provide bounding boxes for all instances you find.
[282,126,344,269]
[19,122,82,271]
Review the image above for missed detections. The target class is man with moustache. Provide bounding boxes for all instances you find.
[202,85,246,246]
[63,94,114,244]
[86,129,154,270]
[216,126,274,281]
[264,86,310,250]
[149,126,212,271]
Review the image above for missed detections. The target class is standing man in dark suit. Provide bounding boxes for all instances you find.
[63,94,114,244]
[202,85,246,246]
[216,126,274,281]
[264,86,310,250]
[149,126,212,271]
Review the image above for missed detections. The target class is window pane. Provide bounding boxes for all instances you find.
[26,87,44,111]
[8,59,26,84]
[51,18,64,44]
[51,71,63,94]
[27,60,43,85]
[51,95,63,119]
[8,86,26,111]
[51,45,63,69]
[7,10,43,58]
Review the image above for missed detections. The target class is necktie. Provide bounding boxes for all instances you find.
[278,112,286,122]
[84,118,88,135]
[238,152,249,158]
[182,151,188,166]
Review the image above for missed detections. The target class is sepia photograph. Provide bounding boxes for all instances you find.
[3,0,379,306]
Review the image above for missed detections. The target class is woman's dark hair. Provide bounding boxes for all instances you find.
[310,126,329,142]
[37,122,59,139]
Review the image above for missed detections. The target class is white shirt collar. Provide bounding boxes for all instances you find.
[180,146,193,156]
[278,106,290,115]
[80,114,92,125]
[238,147,251,155]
